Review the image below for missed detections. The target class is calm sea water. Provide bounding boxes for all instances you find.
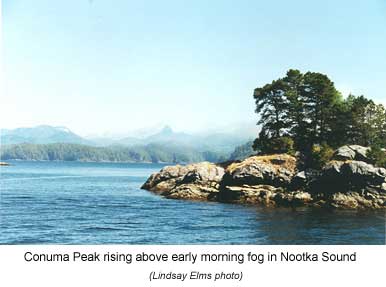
[0,161,385,244]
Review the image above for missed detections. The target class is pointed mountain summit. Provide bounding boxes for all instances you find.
[146,125,194,144]
[160,125,173,135]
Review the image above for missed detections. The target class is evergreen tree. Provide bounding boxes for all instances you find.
[253,79,290,139]
[253,69,385,156]
[344,95,373,145]
[282,69,308,150]
[300,72,343,148]
[344,95,386,146]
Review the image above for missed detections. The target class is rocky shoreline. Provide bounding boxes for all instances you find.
[141,145,386,209]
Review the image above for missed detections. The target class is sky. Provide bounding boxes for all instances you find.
[1,0,386,136]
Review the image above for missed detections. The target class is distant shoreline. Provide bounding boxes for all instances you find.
[0,142,227,165]
[0,159,173,165]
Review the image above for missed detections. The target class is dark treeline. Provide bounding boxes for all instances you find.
[229,141,255,160]
[0,143,226,164]
[253,69,386,167]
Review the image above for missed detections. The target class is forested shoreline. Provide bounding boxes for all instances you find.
[0,143,226,164]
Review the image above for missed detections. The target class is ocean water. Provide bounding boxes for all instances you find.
[0,161,385,244]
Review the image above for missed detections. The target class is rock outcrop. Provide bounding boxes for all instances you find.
[220,185,312,206]
[310,160,386,209]
[219,154,308,206]
[141,146,386,209]
[317,160,386,190]
[141,162,224,201]
[333,145,371,162]
[222,154,297,187]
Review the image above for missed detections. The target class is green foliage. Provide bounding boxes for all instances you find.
[308,143,334,169]
[253,69,386,156]
[0,143,226,164]
[343,95,386,146]
[301,72,343,147]
[254,79,290,138]
[283,69,308,149]
[367,145,386,168]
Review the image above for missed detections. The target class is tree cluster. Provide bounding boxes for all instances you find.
[253,69,386,166]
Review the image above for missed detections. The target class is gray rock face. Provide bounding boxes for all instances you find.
[180,163,224,184]
[141,165,190,193]
[329,192,386,209]
[219,184,312,206]
[291,169,320,189]
[309,160,386,209]
[218,154,312,206]
[141,146,386,209]
[164,184,220,201]
[333,145,370,162]
[274,191,313,206]
[220,185,282,204]
[141,162,224,200]
[222,154,297,187]
[318,160,386,191]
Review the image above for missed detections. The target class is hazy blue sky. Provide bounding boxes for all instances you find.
[2,0,386,136]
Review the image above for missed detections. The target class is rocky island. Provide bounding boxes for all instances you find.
[142,69,386,210]
[142,145,386,209]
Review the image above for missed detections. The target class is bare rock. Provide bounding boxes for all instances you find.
[333,145,370,162]
[318,160,386,192]
[141,165,191,193]
[180,163,224,184]
[141,149,386,209]
[141,162,224,199]
[274,191,313,206]
[220,185,312,207]
[219,184,281,204]
[328,192,385,209]
[164,184,220,201]
[291,169,320,189]
[222,154,297,187]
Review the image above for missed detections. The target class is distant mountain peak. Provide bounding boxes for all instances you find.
[161,125,173,134]
[54,126,72,133]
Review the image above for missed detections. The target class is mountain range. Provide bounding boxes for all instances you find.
[1,124,258,154]
[0,125,90,145]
